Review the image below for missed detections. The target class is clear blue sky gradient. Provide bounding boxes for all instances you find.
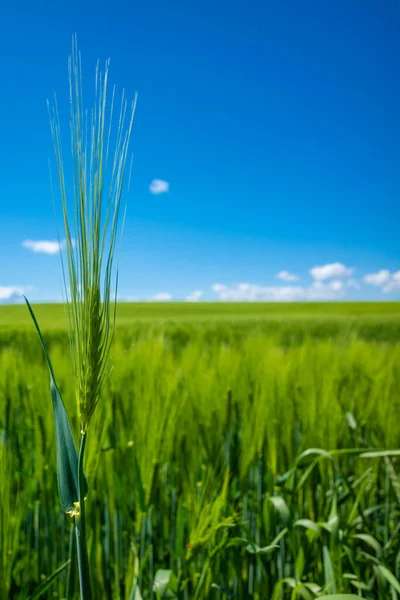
[0,0,399,301]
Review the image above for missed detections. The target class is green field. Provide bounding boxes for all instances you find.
[1,301,400,329]
[1,302,400,598]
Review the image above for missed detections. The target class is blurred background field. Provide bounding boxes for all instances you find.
[1,302,400,598]
[1,301,400,329]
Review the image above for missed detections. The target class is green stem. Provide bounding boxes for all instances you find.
[66,519,76,600]
[75,432,92,600]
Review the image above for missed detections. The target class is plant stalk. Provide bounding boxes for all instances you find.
[66,520,76,599]
[75,432,92,599]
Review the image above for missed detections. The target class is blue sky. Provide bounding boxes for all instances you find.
[0,0,399,302]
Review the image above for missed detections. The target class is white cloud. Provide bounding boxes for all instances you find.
[329,280,344,292]
[149,179,169,195]
[276,270,299,282]
[347,278,361,289]
[0,286,28,303]
[310,262,354,281]
[363,269,400,293]
[211,280,346,302]
[384,271,400,293]
[363,270,391,287]
[185,290,204,302]
[149,292,173,301]
[22,239,66,255]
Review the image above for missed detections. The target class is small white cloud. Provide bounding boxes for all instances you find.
[149,179,169,195]
[382,271,400,293]
[363,270,391,287]
[361,269,400,294]
[185,290,204,302]
[149,292,173,301]
[0,286,28,303]
[310,262,354,281]
[211,280,345,302]
[276,270,299,282]
[211,284,226,294]
[22,239,66,255]
[308,280,346,299]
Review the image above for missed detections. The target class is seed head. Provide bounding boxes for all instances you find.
[48,36,136,430]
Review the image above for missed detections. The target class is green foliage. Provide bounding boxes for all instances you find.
[25,297,87,514]
[1,310,400,597]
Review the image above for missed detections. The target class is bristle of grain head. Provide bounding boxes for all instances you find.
[49,35,136,430]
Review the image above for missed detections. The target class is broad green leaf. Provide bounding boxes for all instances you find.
[304,582,321,594]
[323,545,337,594]
[352,533,382,555]
[375,564,400,594]
[271,578,297,600]
[350,580,371,591]
[323,495,339,537]
[290,582,313,600]
[153,569,178,598]
[25,297,88,513]
[294,519,321,535]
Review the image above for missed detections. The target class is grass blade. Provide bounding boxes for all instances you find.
[25,296,88,513]
[28,560,71,600]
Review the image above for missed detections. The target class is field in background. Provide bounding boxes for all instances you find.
[1,301,400,330]
[1,303,400,598]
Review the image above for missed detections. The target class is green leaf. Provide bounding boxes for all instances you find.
[375,564,400,594]
[290,582,313,600]
[323,545,337,594]
[296,448,334,464]
[270,496,291,525]
[352,534,382,555]
[246,527,288,556]
[346,412,357,430]
[294,519,321,537]
[153,569,178,598]
[322,495,339,537]
[27,560,71,600]
[25,297,88,513]
[295,547,305,581]
[360,450,400,458]
[245,542,279,555]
